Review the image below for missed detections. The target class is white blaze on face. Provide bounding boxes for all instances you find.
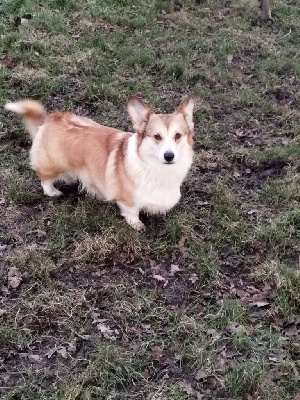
[155,113,190,164]
[157,131,177,163]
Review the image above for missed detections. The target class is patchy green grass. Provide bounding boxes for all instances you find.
[1,0,300,399]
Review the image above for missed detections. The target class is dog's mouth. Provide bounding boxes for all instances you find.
[163,161,175,165]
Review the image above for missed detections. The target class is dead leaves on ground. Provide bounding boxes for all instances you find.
[152,273,168,286]
[97,321,119,341]
[7,267,22,289]
[91,311,120,341]
[179,380,204,399]
[28,354,42,363]
[150,346,163,361]
[45,340,78,360]
[150,259,182,287]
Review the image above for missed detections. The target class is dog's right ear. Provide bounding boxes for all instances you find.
[127,96,153,135]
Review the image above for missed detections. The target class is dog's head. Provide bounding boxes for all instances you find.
[127,95,195,165]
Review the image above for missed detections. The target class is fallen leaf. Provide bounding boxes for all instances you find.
[227,321,246,334]
[130,342,140,354]
[251,292,270,302]
[178,236,186,247]
[247,209,258,215]
[249,301,270,308]
[197,200,209,206]
[58,346,68,359]
[227,54,233,65]
[207,329,221,344]
[207,376,218,390]
[293,393,300,400]
[151,346,163,361]
[142,368,150,378]
[7,267,22,288]
[206,162,218,170]
[0,56,15,69]
[179,380,203,399]
[45,347,57,359]
[97,322,118,341]
[67,340,77,354]
[169,264,181,276]
[195,369,208,380]
[140,323,154,335]
[1,373,10,384]
[235,129,245,137]
[182,250,189,259]
[91,311,101,324]
[97,323,113,334]
[152,274,168,287]
[189,273,199,284]
[25,229,46,238]
[21,18,29,25]
[179,380,194,395]
[28,354,42,363]
[246,285,260,294]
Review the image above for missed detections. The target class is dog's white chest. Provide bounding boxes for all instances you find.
[126,134,193,215]
[135,159,192,214]
[137,178,181,214]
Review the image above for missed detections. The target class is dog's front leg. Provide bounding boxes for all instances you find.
[117,202,146,232]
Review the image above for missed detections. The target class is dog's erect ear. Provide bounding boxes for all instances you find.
[127,96,153,135]
[176,94,195,133]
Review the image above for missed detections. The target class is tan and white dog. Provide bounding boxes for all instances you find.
[5,95,195,231]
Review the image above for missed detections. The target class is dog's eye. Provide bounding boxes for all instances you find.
[154,134,162,141]
[175,133,181,140]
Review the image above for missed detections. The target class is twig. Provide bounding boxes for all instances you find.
[280,28,292,39]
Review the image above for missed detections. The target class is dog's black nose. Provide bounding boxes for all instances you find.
[164,151,175,162]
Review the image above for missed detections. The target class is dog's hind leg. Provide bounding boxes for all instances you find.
[117,202,145,232]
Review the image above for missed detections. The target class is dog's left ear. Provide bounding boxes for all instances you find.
[176,94,195,133]
[127,96,153,136]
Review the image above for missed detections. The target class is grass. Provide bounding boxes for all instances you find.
[1,0,300,399]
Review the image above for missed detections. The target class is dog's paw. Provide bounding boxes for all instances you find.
[47,188,63,197]
[131,220,146,232]
[42,181,63,197]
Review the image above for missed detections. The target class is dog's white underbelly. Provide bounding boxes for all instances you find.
[133,163,187,214]
[137,184,181,214]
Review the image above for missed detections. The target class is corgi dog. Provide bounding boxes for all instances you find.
[4,95,195,231]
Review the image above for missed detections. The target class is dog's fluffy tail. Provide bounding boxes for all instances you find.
[5,100,47,140]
